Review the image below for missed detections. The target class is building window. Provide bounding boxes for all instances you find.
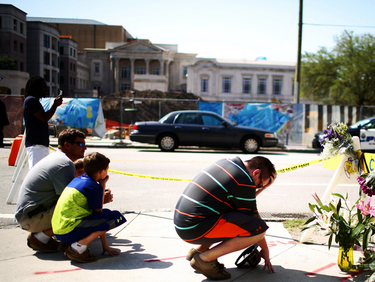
[44,69,50,82]
[60,61,64,69]
[243,78,251,94]
[183,67,188,77]
[121,84,130,90]
[137,68,146,74]
[73,64,75,71]
[121,67,130,78]
[20,22,23,34]
[44,34,50,48]
[94,63,100,74]
[13,19,17,31]
[222,77,231,93]
[20,43,23,53]
[43,52,50,65]
[14,40,17,51]
[60,76,64,85]
[153,68,160,75]
[70,48,72,56]
[20,62,23,71]
[257,78,266,94]
[73,49,76,57]
[201,78,208,92]
[73,78,75,86]
[60,46,64,55]
[273,79,282,95]
[70,63,72,71]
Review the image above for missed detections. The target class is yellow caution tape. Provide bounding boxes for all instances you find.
[108,169,193,182]
[276,159,323,174]
[51,144,325,181]
[109,159,323,181]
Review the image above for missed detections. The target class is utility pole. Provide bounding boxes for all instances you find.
[294,0,303,104]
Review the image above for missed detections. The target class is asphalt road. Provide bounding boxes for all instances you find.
[0,146,360,226]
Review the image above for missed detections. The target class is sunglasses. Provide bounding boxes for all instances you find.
[71,141,86,147]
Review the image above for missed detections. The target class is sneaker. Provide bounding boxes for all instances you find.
[64,245,97,263]
[27,233,59,253]
[190,253,231,280]
[186,248,201,261]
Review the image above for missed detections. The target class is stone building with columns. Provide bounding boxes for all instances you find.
[187,58,296,103]
[78,39,197,95]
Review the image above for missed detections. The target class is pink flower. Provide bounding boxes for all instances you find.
[357,176,366,185]
[356,199,375,217]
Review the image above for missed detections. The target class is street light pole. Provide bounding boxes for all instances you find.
[294,0,303,104]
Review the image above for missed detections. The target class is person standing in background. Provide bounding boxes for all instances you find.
[0,99,9,148]
[24,76,62,169]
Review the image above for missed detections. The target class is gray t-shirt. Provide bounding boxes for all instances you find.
[15,150,75,223]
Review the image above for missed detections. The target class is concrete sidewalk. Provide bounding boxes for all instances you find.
[0,210,370,282]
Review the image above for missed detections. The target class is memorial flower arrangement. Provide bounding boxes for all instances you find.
[320,122,358,164]
[307,121,375,275]
[304,192,375,271]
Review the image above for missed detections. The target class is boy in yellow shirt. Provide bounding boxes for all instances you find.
[52,152,126,262]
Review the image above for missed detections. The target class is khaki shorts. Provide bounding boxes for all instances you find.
[19,205,55,233]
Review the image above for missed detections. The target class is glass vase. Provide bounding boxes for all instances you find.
[338,242,354,272]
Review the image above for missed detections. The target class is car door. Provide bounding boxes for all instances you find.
[173,112,202,146]
[200,113,234,147]
[359,120,375,150]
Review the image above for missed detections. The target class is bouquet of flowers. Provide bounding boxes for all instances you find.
[320,122,358,169]
[304,192,375,271]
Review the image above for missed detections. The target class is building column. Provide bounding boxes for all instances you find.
[109,57,114,94]
[267,75,272,96]
[159,59,164,76]
[114,58,120,93]
[130,58,135,89]
[145,58,150,74]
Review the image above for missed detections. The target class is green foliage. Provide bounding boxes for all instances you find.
[301,30,375,105]
[0,56,17,70]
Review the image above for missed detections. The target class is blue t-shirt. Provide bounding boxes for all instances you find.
[52,174,104,235]
[23,96,49,147]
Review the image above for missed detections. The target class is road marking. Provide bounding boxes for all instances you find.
[304,263,336,276]
[34,268,82,275]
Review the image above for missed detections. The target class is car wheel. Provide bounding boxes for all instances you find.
[241,137,260,153]
[158,134,178,152]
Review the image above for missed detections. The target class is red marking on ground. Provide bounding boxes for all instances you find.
[267,240,295,247]
[304,263,336,276]
[340,270,364,281]
[144,255,186,262]
[34,268,82,275]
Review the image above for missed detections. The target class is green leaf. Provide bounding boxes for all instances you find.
[332,193,345,200]
[328,234,333,249]
[308,203,316,213]
[363,228,373,250]
[304,217,316,226]
[352,223,365,237]
[329,202,337,215]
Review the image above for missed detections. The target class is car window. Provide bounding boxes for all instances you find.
[202,114,223,126]
[364,120,375,129]
[175,113,199,125]
[350,118,373,128]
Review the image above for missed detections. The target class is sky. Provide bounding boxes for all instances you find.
[5,0,375,62]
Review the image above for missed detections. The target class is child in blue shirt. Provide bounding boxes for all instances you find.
[52,152,126,263]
